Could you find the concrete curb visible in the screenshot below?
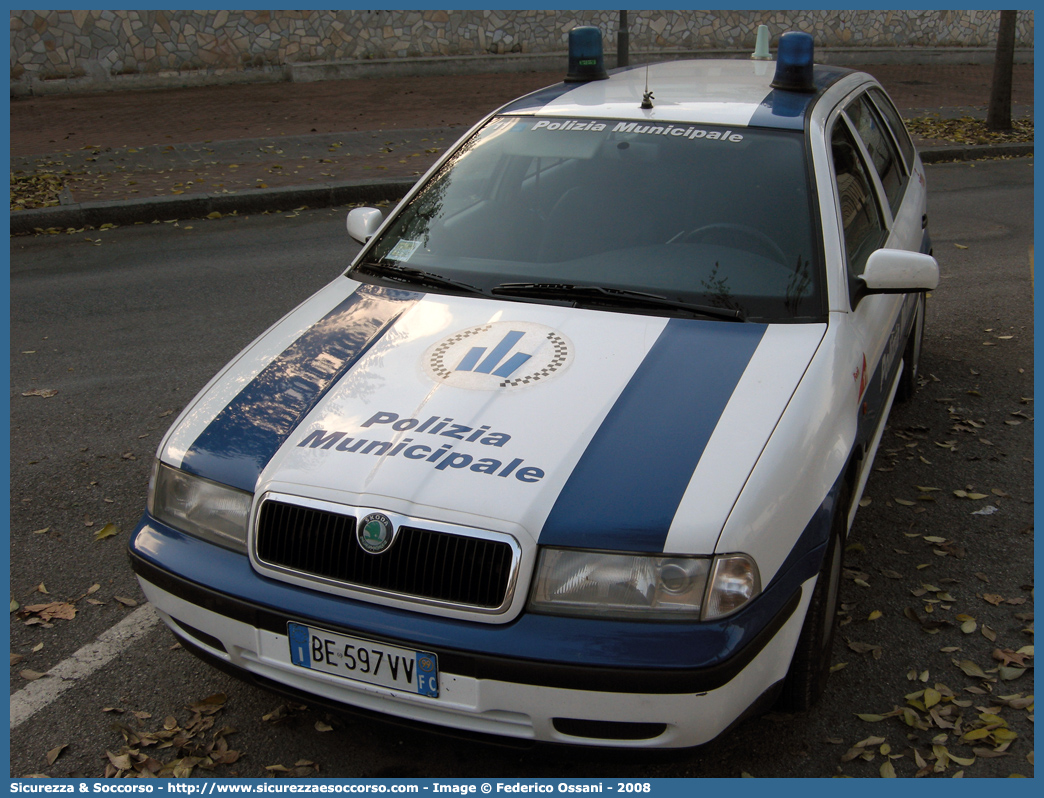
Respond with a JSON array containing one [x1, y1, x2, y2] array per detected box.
[[919, 142, 1034, 164], [10, 177, 417, 235], [10, 144, 1032, 234]]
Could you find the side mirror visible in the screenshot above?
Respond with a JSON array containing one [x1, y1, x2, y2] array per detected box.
[[346, 207, 384, 244], [860, 249, 939, 293]]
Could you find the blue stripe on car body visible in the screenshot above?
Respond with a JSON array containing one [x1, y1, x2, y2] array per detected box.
[[180, 284, 420, 492], [853, 306, 911, 454], [539, 318, 767, 552]]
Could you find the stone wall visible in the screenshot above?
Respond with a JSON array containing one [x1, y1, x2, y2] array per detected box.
[[10, 9, 1035, 91]]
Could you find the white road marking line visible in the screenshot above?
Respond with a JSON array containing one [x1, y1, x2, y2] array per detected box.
[[10, 603, 160, 730]]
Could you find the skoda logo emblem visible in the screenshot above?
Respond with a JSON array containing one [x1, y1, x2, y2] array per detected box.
[[358, 512, 395, 554]]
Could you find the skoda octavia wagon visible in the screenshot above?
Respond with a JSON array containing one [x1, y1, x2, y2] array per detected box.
[[130, 30, 938, 747]]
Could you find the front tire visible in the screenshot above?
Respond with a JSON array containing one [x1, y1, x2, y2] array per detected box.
[[775, 488, 848, 712]]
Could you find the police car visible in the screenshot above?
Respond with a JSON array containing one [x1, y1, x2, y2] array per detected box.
[[130, 29, 939, 748]]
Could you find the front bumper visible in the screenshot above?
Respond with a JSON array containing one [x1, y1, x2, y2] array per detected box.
[[130, 516, 815, 748]]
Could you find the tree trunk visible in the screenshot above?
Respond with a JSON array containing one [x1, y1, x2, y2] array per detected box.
[[617, 10, 629, 68], [986, 10, 1017, 131]]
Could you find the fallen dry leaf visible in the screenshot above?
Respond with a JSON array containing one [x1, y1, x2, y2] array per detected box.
[[93, 523, 120, 542], [22, 601, 76, 622], [847, 640, 884, 658], [956, 659, 988, 679], [46, 744, 67, 766], [998, 666, 1026, 681], [993, 647, 1027, 668]]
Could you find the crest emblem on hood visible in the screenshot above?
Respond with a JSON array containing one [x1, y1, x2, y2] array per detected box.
[[358, 512, 395, 554], [424, 321, 572, 390]]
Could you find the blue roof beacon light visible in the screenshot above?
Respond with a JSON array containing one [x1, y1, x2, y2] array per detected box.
[[565, 26, 609, 82], [771, 31, 815, 92]]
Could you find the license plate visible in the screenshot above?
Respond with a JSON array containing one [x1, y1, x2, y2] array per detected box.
[[287, 622, 439, 698]]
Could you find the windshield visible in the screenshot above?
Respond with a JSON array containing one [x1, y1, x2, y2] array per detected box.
[[357, 115, 824, 322]]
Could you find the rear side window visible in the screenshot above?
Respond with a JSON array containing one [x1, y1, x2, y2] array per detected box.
[[845, 94, 905, 213], [831, 121, 887, 301], [868, 87, 916, 167]]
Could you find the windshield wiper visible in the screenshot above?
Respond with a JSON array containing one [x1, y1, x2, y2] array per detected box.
[[354, 261, 488, 297], [491, 282, 746, 322]]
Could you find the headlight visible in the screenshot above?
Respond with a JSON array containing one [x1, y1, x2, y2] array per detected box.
[[148, 461, 252, 552], [528, 549, 711, 619], [528, 548, 760, 621]]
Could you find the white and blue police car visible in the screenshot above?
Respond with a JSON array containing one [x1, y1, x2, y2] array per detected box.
[[130, 29, 939, 748]]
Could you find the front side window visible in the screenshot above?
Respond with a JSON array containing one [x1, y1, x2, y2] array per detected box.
[[845, 94, 906, 213], [357, 116, 825, 322], [831, 121, 887, 304], [868, 87, 915, 168]]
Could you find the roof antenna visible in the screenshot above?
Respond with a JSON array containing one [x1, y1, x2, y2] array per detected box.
[[641, 65, 654, 109]]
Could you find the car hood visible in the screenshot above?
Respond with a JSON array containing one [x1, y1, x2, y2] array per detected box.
[[160, 280, 825, 555]]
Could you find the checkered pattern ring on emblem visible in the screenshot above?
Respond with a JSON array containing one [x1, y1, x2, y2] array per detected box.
[[423, 320, 573, 390]]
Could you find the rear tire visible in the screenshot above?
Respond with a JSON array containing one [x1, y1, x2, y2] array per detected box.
[[775, 488, 848, 712], [896, 293, 926, 402]]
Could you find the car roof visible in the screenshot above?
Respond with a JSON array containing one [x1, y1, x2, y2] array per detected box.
[[500, 58, 856, 131]]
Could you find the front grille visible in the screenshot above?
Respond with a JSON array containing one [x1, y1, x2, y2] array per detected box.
[[254, 499, 515, 609]]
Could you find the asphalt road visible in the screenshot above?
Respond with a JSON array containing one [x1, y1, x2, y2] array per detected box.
[[9, 159, 1034, 778]]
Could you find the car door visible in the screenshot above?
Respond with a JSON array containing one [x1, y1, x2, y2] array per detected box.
[[828, 87, 923, 452]]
